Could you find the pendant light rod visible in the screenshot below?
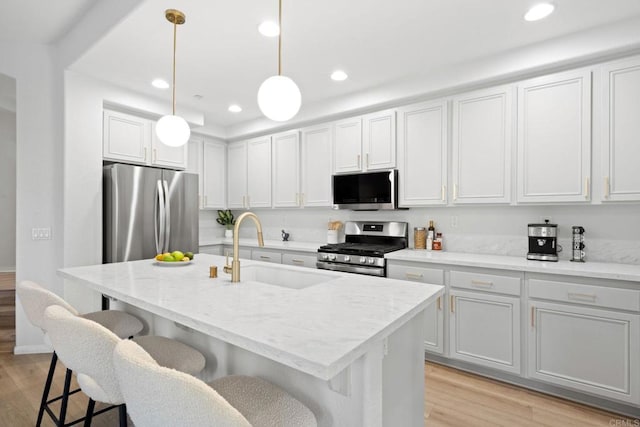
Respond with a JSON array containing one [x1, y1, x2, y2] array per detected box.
[[165, 9, 186, 115], [278, 0, 282, 76]]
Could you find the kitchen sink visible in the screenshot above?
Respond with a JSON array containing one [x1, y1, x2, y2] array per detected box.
[[241, 265, 336, 289]]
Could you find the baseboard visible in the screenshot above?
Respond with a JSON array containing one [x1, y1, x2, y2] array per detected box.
[[0, 267, 16, 273], [13, 344, 52, 355]]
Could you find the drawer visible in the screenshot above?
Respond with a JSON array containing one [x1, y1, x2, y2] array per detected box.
[[450, 270, 521, 296], [387, 264, 444, 285], [529, 279, 640, 312], [199, 245, 223, 255], [282, 253, 317, 269], [251, 249, 282, 264]]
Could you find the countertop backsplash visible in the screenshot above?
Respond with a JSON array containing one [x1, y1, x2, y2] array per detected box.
[[199, 204, 640, 265]]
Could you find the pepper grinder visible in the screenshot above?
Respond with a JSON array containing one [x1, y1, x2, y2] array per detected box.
[[570, 226, 586, 262]]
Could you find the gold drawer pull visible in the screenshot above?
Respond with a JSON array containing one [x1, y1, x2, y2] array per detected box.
[[405, 272, 423, 280], [259, 255, 271, 260], [450, 295, 455, 313], [531, 306, 535, 328], [568, 292, 596, 303], [470, 280, 494, 287], [437, 296, 441, 311], [292, 259, 304, 264]]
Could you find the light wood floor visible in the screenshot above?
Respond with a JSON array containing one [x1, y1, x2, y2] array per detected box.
[[1, 351, 636, 427], [0, 272, 16, 353]]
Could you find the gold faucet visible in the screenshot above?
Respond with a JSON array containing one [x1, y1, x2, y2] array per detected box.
[[223, 212, 264, 282]]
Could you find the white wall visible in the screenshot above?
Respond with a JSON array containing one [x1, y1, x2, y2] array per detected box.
[[203, 203, 640, 265], [0, 105, 16, 271]]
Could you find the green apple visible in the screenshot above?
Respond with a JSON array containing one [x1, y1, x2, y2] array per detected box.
[[162, 254, 175, 262], [171, 251, 184, 260]]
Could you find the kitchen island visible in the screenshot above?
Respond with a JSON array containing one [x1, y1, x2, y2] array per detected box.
[[59, 254, 443, 427]]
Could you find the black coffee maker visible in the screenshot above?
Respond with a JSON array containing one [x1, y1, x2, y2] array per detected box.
[[527, 220, 560, 262]]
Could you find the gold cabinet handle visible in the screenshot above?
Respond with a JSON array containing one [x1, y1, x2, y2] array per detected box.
[[450, 295, 455, 313], [531, 306, 535, 328], [437, 296, 441, 311], [143, 147, 147, 162], [567, 292, 597, 303], [259, 255, 271, 260], [366, 153, 369, 168], [357, 154, 361, 169], [405, 272, 423, 280], [470, 280, 494, 288], [300, 193, 304, 206], [292, 259, 304, 264], [441, 185, 446, 201], [585, 177, 590, 199], [453, 184, 458, 201], [153, 148, 157, 163], [604, 176, 610, 199]]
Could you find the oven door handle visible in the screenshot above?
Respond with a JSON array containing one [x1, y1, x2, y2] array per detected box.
[[316, 261, 386, 277]]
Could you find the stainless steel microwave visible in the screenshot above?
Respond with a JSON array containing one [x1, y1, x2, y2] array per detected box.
[[332, 169, 398, 210]]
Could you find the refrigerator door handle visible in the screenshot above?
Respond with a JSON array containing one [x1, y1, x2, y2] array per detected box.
[[155, 180, 165, 254], [163, 180, 171, 253]]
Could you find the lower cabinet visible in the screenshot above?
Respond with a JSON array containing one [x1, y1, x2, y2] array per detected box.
[[199, 245, 223, 256], [387, 262, 445, 354], [251, 249, 282, 264], [222, 245, 252, 261], [449, 289, 521, 375], [282, 252, 318, 268]]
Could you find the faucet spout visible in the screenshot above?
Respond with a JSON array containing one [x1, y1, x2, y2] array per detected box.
[[224, 212, 264, 283]]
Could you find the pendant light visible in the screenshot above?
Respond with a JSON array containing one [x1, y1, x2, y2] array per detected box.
[[156, 9, 191, 147], [257, 0, 301, 122]]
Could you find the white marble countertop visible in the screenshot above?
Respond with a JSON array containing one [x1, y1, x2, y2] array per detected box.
[[200, 237, 322, 253], [58, 254, 443, 380], [386, 249, 640, 282]]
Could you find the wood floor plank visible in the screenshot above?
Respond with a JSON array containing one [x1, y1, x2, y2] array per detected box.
[[0, 272, 15, 291]]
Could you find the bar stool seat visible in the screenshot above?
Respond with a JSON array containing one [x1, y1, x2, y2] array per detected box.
[[133, 335, 205, 374]]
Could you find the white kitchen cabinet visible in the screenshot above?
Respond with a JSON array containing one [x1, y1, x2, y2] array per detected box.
[[227, 137, 271, 209], [387, 262, 445, 355], [281, 251, 317, 269], [451, 86, 513, 204], [362, 109, 396, 170], [300, 124, 333, 207], [272, 130, 301, 208], [448, 269, 521, 374], [333, 116, 363, 173], [222, 245, 252, 261], [187, 136, 226, 209], [527, 277, 640, 404], [397, 100, 448, 206], [333, 110, 396, 174], [202, 139, 226, 209], [103, 109, 187, 169], [600, 56, 640, 201], [517, 69, 592, 203]]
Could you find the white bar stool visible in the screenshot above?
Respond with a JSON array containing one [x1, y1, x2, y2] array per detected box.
[[113, 339, 317, 427], [43, 304, 206, 426], [16, 280, 144, 427]]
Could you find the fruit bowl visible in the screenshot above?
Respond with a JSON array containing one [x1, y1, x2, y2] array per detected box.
[[153, 251, 194, 266], [153, 259, 192, 266]]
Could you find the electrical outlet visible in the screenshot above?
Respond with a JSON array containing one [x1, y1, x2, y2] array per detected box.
[[451, 216, 458, 228], [31, 227, 52, 240]]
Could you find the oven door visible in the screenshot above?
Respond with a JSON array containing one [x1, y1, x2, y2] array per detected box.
[[316, 261, 385, 277]]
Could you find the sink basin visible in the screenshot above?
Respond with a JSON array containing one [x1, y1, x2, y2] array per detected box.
[[241, 265, 336, 289]]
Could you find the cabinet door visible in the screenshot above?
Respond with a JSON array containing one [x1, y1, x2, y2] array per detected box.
[[452, 86, 513, 204], [151, 122, 188, 169], [282, 252, 318, 268], [397, 100, 448, 206], [272, 131, 301, 208], [251, 249, 282, 264], [301, 124, 333, 207], [528, 301, 639, 404], [227, 142, 247, 209], [333, 117, 363, 173], [601, 57, 640, 201], [186, 137, 204, 208], [449, 289, 521, 374], [103, 110, 150, 164], [362, 109, 396, 170], [517, 70, 591, 202], [247, 136, 272, 208], [202, 139, 226, 209]]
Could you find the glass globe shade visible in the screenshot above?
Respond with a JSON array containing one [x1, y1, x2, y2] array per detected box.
[[257, 75, 301, 122], [156, 114, 191, 147]]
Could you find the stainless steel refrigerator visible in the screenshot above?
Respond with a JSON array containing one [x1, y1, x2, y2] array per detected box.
[[103, 164, 199, 263]]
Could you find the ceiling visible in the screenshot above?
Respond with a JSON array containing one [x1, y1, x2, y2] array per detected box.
[[8, 0, 640, 131]]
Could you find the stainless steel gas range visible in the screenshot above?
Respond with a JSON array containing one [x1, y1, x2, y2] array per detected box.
[[316, 221, 408, 277]]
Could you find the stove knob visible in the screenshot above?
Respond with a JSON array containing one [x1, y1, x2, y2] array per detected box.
[[367, 257, 375, 264], [344, 255, 350, 262], [320, 254, 328, 260], [360, 256, 367, 263], [328, 254, 337, 261]]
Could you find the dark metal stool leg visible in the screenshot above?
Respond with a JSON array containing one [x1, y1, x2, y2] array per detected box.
[[58, 368, 73, 426], [83, 398, 96, 427], [118, 404, 128, 427], [36, 351, 58, 427]]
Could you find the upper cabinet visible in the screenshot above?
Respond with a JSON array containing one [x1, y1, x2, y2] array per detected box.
[[227, 136, 272, 209], [397, 100, 448, 206], [187, 136, 226, 209], [517, 69, 592, 203], [333, 110, 396, 173], [272, 130, 301, 208], [301, 124, 333, 207], [452, 85, 513, 204], [600, 56, 640, 202], [103, 109, 187, 170]]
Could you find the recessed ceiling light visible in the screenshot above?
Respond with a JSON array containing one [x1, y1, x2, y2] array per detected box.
[[524, 3, 555, 21], [151, 78, 169, 89], [258, 21, 280, 37], [331, 70, 348, 81], [228, 104, 242, 113]]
